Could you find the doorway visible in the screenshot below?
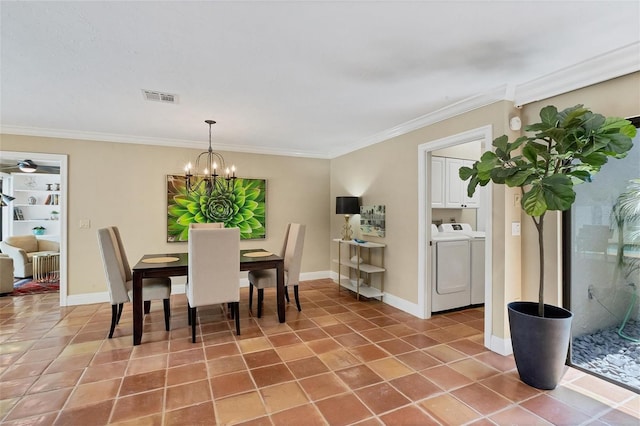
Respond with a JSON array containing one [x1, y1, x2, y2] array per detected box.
[[417, 125, 494, 349], [0, 151, 68, 306]]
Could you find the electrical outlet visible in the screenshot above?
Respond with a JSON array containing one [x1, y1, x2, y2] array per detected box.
[[79, 219, 91, 229], [512, 222, 521, 236]]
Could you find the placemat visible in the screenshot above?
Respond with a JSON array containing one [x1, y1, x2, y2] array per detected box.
[[243, 251, 273, 258], [142, 256, 180, 263]]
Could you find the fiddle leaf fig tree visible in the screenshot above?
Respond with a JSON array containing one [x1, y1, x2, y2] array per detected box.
[[460, 105, 636, 317]]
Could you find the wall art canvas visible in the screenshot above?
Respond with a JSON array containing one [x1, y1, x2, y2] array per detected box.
[[167, 175, 266, 242], [360, 205, 385, 237]]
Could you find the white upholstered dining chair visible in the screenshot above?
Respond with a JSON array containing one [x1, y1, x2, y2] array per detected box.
[[187, 226, 240, 343], [97, 226, 172, 338], [189, 222, 224, 229], [249, 223, 306, 318]]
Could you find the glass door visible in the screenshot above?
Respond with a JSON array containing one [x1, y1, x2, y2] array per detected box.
[[565, 117, 640, 392]]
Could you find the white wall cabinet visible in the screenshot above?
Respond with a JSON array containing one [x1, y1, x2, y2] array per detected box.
[[332, 239, 385, 300], [432, 156, 479, 208], [431, 156, 445, 208], [9, 173, 61, 240]]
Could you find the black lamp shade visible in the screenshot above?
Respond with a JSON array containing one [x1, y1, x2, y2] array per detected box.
[[336, 196, 360, 215]]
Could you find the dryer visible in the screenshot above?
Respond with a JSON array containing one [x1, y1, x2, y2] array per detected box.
[[431, 224, 471, 312]]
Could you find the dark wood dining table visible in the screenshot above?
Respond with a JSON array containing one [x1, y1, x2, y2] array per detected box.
[[131, 249, 284, 345]]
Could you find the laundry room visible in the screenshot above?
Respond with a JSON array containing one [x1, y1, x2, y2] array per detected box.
[[430, 140, 486, 314]]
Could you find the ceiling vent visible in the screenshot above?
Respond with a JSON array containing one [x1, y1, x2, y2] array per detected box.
[[142, 89, 178, 104]]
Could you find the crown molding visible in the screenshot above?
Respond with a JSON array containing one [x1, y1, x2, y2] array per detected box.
[[513, 42, 640, 106], [328, 85, 509, 158], [0, 125, 330, 159]]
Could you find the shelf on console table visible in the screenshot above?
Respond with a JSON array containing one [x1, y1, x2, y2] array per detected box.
[[332, 239, 385, 301]]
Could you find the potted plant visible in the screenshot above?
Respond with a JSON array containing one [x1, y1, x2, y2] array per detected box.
[[50, 210, 59, 220], [32, 226, 46, 235], [460, 104, 636, 389]]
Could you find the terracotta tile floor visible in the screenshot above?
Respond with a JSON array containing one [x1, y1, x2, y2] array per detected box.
[[1, 279, 639, 425]]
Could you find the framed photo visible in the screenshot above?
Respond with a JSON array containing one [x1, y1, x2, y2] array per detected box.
[[360, 205, 385, 237], [167, 175, 266, 242]]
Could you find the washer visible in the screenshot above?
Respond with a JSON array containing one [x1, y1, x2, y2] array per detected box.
[[439, 223, 485, 305], [431, 224, 471, 312]]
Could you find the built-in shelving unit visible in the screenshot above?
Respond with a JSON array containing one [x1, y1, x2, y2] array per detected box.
[[332, 239, 385, 300], [10, 173, 61, 240]]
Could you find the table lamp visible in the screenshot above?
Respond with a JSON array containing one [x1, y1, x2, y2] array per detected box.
[[336, 196, 360, 240]]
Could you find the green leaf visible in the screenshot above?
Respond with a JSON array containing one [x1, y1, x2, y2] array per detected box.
[[459, 166, 474, 181], [492, 135, 508, 153], [522, 144, 539, 164], [168, 204, 187, 217], [541, 174, 575, 211], [522, 185, 547, 217], [176, 213, 194, 226], [505, 169, 534, 187], [539, 105, 558, 126], [567, 170, 592, 183]]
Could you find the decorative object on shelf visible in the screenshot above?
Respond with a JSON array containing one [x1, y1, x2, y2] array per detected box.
[[336, 196, 359, 241], [46, 184, 52, 191], [167, 174, 266, 242], [1, 193, 15, 207], [350, 255, 363, 263], [24, 176, 37, 189], [360, 205, 385, 237], [32, 226, 45, 235], [18, 159, 38, 173], [28, 196, 36, 205], [50, 211, 59, 220], [14, 208, 24, 220], [184, 120, 237, 197], [55, 183, 60, 191]]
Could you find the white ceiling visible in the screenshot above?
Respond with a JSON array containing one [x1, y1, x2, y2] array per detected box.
[[1, 1, 639, 159]]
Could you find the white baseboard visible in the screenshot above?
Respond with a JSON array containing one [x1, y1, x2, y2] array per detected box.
[[64, 271, 333, 306], [489, 334, 513, 356], [66, 291, 109, 306]]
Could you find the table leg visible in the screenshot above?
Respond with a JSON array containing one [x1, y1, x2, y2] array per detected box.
[[133, 271, 143, 345], [276, 261, 285, 323]]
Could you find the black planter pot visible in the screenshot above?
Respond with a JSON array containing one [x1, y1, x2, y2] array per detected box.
[[508, 301, 573, 390]]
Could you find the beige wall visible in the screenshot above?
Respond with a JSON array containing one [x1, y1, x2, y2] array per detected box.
[[519, 72, 640, 305], [0, 135, 330, 297]]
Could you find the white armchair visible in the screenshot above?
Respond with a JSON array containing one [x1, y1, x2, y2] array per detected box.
[[0, 235, 60, 278]]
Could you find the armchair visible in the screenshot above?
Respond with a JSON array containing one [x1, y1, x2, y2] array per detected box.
[[0, 235, 60, 278]]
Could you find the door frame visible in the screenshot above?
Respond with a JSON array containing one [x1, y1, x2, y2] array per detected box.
[[417, 125, 493, 349], [1, 151, 68, 306]]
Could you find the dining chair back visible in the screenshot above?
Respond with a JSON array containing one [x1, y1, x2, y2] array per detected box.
[[249, 223, 306, 317], [187, 226, 240, 342], [97, 226, 171, 338], [189, 222, 224, 229]]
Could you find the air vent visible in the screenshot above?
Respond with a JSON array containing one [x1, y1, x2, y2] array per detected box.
[[142, 89, 179, 104]]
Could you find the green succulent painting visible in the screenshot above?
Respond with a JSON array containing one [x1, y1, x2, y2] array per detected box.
[[167, 175, 266, 241]]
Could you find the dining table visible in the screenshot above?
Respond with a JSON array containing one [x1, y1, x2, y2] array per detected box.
[[131, 249, 284, 345]]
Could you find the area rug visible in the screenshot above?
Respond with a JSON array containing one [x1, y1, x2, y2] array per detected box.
[[9, 278, 59, 296]]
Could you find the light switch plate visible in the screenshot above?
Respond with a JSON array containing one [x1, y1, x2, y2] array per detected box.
[[512, 222, 521, 236]]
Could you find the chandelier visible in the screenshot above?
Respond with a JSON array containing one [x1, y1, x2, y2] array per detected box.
[[184, 120, 237, 196]]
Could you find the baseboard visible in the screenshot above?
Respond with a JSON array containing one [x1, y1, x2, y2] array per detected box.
[[65, 291, 109, 306], [65, 271, 334, 305], [489, 334, 513, 356]]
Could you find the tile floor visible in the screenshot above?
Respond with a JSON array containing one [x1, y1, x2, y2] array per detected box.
[[0, 279, 638, 425]]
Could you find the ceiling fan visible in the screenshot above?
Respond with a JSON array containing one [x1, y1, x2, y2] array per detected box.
[[0, 159, 60, 174]]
